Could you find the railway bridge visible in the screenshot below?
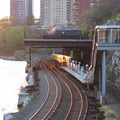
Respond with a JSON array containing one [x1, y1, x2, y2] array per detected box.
[[24, 39, 92, 65], [24, 25, 120, 103]]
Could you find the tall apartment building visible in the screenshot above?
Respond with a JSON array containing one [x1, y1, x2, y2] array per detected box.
[[90, 0, 102, 7], [67, 0, 72, 23], [72, 0, 90, 27], [10, 0, 33, 25], [28, 0, 33, 15], [40, 0, 103, 28], [40, 0, 72, 28], [72, 0, 79, 27], [72, 0, 103, 27]]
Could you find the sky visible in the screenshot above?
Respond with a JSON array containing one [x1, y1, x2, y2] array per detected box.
[[0, 0, 40, 19]]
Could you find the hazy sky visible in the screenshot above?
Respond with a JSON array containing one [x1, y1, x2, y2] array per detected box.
[[0, 0, 40, 19]]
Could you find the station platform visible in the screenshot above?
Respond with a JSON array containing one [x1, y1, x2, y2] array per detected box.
[[62, 66, 92, 84]]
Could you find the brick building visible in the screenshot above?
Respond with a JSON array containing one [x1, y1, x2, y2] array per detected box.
[[10, 0, 33, 25]]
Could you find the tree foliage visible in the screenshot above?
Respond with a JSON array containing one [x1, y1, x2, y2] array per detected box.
[[80, 0, 120, 29], [0, 25, 28, 55], [25, 15, 34, 26], [0, 17, 10, 28]]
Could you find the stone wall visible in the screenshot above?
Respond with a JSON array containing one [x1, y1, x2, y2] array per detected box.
[[112, 51, 120, 78]]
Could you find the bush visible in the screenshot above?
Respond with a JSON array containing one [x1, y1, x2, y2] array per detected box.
[[106, 72, 114, 79]]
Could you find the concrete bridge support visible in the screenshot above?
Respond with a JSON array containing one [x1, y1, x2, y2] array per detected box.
[[73, 48, 91, 65], [73, 49, 79, 59], [99, 50, 107, 104], [62, 48, 70, 56], [102, 50, 106, 96], [62, 47, 91, 66]]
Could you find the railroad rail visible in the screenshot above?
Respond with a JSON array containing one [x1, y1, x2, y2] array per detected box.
[[44, 60, 88, 120], [107, 81, 120, 103], [29, 59, 88, 120], [59, 68, 88, 119], [29, 61, 62, 120]]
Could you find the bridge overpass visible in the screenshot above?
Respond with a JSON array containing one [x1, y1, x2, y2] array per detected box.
[[24, 39, 92, 47], [24, 25, 120, 103], [24, 39, 93, 65]]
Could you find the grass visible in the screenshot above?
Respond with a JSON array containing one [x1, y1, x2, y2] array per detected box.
[[116, 78, 120, 82], [18, 106, 25, 111], [114, 78, 120, 88], [106, 72, 114, 79], [100, 106, 116, 119], [31, 93, 37, 101]]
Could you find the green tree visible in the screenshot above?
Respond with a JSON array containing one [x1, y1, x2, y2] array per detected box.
[[0, 17, 10, 28], [80, 0, 120, 29], [26, 15, 34, 26], [9, 16, 18, 25], [0, 26, 26, 54], [0, 28, 7, 52]]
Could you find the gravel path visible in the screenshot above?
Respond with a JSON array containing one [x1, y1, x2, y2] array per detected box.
[[11, 70, 48, 120]]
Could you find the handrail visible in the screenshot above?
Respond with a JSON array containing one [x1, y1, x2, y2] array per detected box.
[[88, 29, 98, 82], [88, 25, 120, 82]]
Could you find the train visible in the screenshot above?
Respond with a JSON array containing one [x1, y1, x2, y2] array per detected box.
[[43, 29, 81, 39], [51, 53, 79, 68], [51, 53, 72, 66]]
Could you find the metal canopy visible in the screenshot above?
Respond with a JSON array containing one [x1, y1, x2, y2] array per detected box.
[[24, 39, 93, 48]]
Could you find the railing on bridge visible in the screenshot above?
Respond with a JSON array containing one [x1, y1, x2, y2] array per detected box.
[[95, 25, 120, 44], [89, 25, 120, 84]]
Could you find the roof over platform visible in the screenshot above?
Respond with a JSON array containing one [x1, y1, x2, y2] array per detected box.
[[24, 39, 93, 48]]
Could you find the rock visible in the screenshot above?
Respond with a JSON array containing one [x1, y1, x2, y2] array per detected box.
[[112, 51, 120, 77]]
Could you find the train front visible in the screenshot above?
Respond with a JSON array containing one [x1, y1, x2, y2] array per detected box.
[[51, 53, 72, 67]]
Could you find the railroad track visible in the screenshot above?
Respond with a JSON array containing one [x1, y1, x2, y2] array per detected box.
[[29, 61, 62, 120], [29, 60, 88, 120], [107, 81, 120, 103], [59, 68, 88, 119], [44, 60, 88, 120]]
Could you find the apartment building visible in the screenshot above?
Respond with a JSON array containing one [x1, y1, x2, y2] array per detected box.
[[90, 0, 102, 7], [72, 0, 103, 27], [40, 0, 103, 28], [40, 0, 72, 28], [72, 0, 79, 27], [10, 0, 33, 25], [67, 0, 72, 23]]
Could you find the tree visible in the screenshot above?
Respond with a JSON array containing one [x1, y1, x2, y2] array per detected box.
[[0, 17, 10, 28], [26, 15, 34, 26], [0, 26, 26, 54], [0, 28, 7, 52], [80, 0, 120, 30], [9, 16, 18, 25]]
